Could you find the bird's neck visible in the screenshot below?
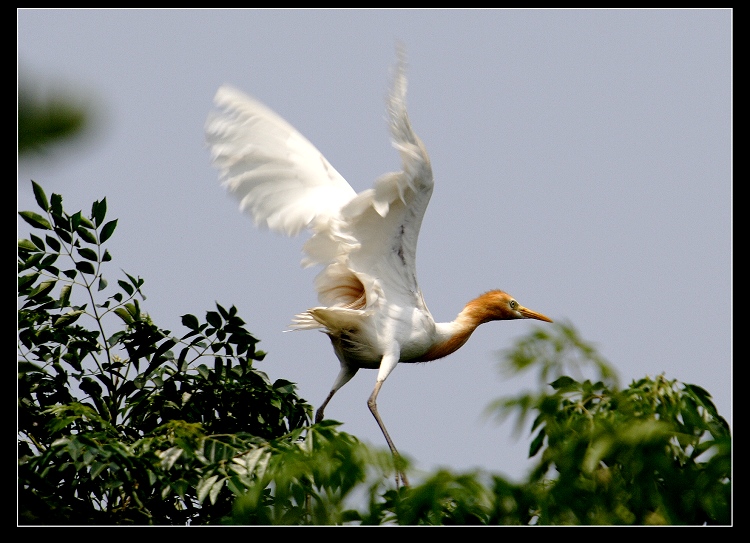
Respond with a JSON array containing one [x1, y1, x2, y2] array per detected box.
[[413, 295, 498, 362]]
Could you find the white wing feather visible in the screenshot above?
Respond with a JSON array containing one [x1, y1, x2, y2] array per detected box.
[[205, 86, 357, 236], [334, 56, 433, 299]]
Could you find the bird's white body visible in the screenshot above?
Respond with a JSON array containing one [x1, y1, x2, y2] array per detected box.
[[206, 53, 551, 485]]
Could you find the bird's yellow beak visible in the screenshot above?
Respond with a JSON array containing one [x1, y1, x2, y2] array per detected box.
[[518, 306, 553, 323]]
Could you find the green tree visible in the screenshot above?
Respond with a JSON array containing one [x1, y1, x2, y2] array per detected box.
[[18, 182, 731, 525], [487, 326, 731, 525], [18, 82, 88, 156], [18, 181, 317, 523]]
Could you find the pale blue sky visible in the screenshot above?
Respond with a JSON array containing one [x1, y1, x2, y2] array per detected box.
[[18, 9, 731, 483]]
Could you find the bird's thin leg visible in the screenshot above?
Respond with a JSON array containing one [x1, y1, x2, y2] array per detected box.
[[316, 364, 358, 423], [315, 389, 336, 423], [368, 380, 410, 487]]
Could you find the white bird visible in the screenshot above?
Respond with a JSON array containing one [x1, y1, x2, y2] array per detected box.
[[205, 53, 552, 486]]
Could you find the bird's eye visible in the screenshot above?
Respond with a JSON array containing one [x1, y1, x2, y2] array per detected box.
[[509, 300, 517, 309]]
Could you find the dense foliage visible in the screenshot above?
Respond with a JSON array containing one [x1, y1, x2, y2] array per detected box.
[[18, 182, 731, 525], [18, 81, 87, 155], [17, 182, 316, 523]]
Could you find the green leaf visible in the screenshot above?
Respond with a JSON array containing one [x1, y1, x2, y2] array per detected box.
[[124, 301, 140, 320], [527, 430, 547, 459], [78, 215, 95, 229], [71, 210, 83, 230], [102, 250, 112, 262], [114, 308, 134, 324], [76, 226, 98, 244], [206, 311, 222, 329], [51, 213, 69, 232], [19, 211, 52, 230], [685, 384, 716, 409], [30, 233, 46, 250], [89, 461, 108, 480], [100, 219, 118, 243], [50, 193, 63, 215], [107, 330, 126, 346], [28, 280, 55, 299], [182, 314, 200, 330], [549, 376, 578, 390], [45, 234, 61, 252], [54, 310, 85, 327], [55, 227, 72, 244], [153, 338, 178, 361], [18, 239, 38, 252], [177, 347, 190, 372], [20, 252, 44, 271], [18, 272, 39, 291], [197, 474, 220, 504], [75, 261, 96, 275], [125, 271, 142, 289], [77, 247, 99, 261], [98, 276, 108, 291], [118, 280, 134, 296], [158, 447, 183, 470], [197, 364, 210, 380], [32, 180, 50, 211], [209, 477, 224, 505], [92, 198, 107, 226], [40, 253, 59, 269], [59, 283, 72, 306], [18, 360, 44, 374]]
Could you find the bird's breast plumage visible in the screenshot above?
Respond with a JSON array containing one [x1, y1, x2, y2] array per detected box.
[[304, 300, 438, 368]]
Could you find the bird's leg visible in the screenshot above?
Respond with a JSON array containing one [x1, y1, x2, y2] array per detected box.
[[368, 382, 410, 487], [369, 348, 409, 487], [316, 364, 358, 423], [315, 389, 335, 423]]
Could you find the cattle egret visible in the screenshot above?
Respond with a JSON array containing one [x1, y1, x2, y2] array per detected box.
[[205, 52, 552, 486]]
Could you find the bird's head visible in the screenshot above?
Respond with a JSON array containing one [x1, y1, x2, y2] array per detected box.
[[466, 290, 553, 324]]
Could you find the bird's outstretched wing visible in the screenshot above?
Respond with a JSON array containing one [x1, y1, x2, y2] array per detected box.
[[205, 85, 357, 236], [304, 53, 435, 311], [206, 53, 434, 319]]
